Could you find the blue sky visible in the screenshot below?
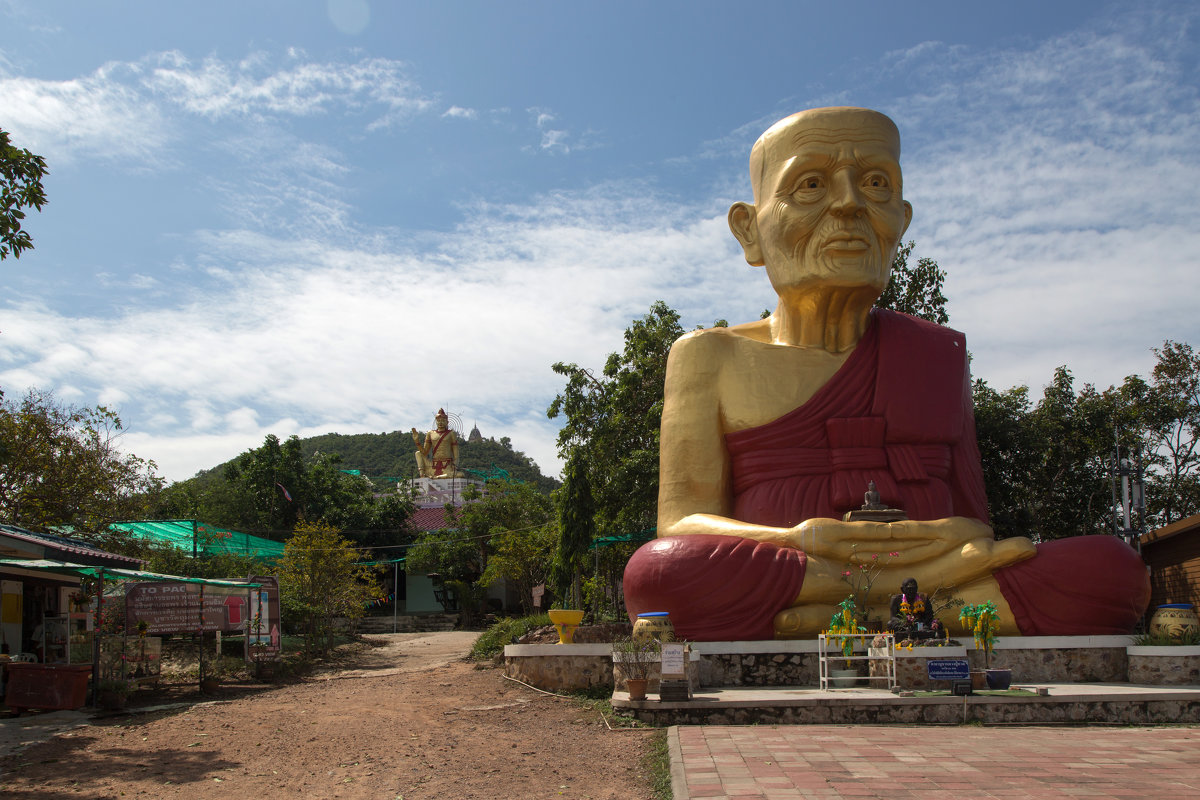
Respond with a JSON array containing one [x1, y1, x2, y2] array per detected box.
[[2, 0, 1198, 482]]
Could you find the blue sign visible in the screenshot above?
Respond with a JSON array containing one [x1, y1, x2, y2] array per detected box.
[[927, 659, 970, 681]]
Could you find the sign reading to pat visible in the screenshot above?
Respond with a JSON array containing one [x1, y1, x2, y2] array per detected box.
[[660, 643, 686, 677], [927, 659, 970, 681]]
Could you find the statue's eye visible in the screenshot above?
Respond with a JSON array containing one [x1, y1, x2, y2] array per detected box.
[[791, 174, 825, 198], [862, 173, 891, 193]]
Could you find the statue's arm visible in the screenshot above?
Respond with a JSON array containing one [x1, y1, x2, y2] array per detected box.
[[657, 332, 796, 548]]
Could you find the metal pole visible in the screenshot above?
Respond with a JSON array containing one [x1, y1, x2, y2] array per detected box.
[[392, 561, 399, 634]]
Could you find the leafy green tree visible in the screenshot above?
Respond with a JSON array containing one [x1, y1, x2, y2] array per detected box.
[[552, 450, 596, 610], [0, 389, 163, 533], [1142, 341, 1200, 524], [548, 301, 684, 537], [277, 520, 381, 655], [153, 435, 414, 546], [222, 434, 308, 532], [407, 478, 556, 617], [972, 380, 1040, 540], [876, 240, 949, 324], [0, 128, 48, 260]]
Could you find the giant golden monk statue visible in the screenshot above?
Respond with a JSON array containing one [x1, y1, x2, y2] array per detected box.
[[623, 107, 1149, 641]]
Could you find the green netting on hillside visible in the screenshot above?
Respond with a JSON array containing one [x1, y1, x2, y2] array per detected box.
[[111, 520, 286, 559]]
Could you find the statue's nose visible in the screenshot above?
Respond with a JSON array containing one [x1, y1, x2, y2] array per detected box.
[[829, 170, 865, 216]]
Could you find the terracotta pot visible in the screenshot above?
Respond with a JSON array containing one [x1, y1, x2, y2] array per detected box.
[[626, 678, 648, 701]]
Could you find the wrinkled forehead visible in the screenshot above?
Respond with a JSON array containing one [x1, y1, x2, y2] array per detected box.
[[750, 108, 901, 198]]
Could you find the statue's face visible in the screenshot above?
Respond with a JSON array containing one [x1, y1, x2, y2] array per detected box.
[[752, 108, 911, 298], [435, 416, 448, 430]]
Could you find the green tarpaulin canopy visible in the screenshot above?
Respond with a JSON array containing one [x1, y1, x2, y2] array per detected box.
[[110, 520, 286, 560]]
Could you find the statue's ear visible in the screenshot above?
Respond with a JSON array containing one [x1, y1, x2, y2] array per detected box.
[[727, 202, 764, 267], [901, 200, 913, 237]]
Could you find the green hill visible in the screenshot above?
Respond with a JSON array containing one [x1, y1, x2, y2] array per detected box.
[[178, 429, 559, 495], [297, 430, 560, 494]]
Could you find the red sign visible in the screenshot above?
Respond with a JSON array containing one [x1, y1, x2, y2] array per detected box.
[[125, 582, 256, 635]]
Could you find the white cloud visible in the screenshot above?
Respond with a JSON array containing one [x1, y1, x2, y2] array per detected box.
[[145, 51, 433, 126], [0, 182, 743, 481], [0, 65, 169, 166], [442, 105, 478, 120]]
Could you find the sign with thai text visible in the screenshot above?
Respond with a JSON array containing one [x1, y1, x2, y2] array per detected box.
[[926, 659, 970, 681], [661, 643, 686, 677], [125, 582, 254, 635]]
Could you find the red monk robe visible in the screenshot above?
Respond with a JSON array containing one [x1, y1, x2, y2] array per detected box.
[[625, 310, 1149, 641]]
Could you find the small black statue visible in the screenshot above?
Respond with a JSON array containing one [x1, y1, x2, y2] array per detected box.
[[887, 577, 943, 641]]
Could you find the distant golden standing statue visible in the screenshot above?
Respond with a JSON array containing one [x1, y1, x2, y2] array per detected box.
[[412, 409, 465, 479], [623, 107, 1149, 641]]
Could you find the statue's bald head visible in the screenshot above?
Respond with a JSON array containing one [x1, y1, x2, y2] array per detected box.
[[748, 107, 902, 205]]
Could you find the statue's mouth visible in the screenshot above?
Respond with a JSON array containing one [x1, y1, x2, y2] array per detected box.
[[823, 233, 870, 251]]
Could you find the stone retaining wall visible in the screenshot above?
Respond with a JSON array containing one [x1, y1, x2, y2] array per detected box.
[[627, 697, 1200, 726], [1128, 646, 1200, 685], [504, 644, 612, 692], [503, 636, 1200, 693]]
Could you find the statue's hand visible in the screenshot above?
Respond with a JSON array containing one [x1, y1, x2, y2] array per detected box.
[[788, 516, 1036, 594]]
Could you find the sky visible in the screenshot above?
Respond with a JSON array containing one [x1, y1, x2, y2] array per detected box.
[[1, 0, 1198, 483]]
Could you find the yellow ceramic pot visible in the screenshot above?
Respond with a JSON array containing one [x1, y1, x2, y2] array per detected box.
[[632, 612, 675, 643], [548, 609, 585, 644], [1149, 604, 1200, 641]]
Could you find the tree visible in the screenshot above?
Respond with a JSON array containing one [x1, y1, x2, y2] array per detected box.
[[407, 478, 556, 617], [552, 450, 596, 610], [548, 301, 684, 538], [1143, 341, 1200, 524], [277, 521, 381, 655], [0, 128, 48, 260], [876, 240, 949, 324], [0, 389, 163, 533], [152, 435, 415, 546]]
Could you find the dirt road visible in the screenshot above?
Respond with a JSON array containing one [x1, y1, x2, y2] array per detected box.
[[0, 632, 656, 799]]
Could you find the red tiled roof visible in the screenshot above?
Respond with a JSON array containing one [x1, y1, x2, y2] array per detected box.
[[411, 507, 453, 532]]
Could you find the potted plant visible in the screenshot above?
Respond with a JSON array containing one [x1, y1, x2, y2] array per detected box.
[[611, 635, 660, 700], [827, 597, 866, 687], [95, 677, 132, 710], [959, 601, 1009, 689]]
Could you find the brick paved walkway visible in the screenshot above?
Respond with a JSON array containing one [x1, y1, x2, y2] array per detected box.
[[670, 725, 1200, 799]]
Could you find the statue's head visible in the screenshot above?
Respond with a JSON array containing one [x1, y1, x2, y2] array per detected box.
[[435, 408, 448, 429], [901, 577, 919, 597], [728, 107, 912, 300]]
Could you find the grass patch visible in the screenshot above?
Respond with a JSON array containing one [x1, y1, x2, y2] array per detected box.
[[1133, 630, 1200, 646], [469, 613, 552, 660], [644, 729, 672, 799]]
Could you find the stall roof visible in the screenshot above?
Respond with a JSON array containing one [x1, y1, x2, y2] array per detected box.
[[0, 523, 143, 567], [0, 558, 261, 587]]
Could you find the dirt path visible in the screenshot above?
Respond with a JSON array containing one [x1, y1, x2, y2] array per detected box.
[[0, 633, 657, 799]]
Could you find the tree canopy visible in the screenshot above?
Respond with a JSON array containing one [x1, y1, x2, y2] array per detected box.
[[0, 128, 48, 261], [548, 300, 684, 538], [151, 433, 414, 547], [0, 389, 163, 534]]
